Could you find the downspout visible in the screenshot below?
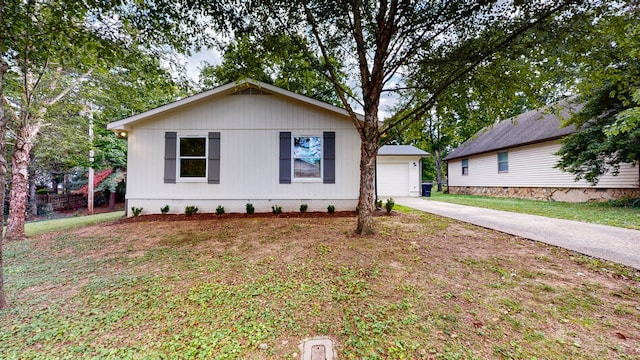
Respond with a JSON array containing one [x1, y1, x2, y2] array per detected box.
[[375, 160, 380, 209]]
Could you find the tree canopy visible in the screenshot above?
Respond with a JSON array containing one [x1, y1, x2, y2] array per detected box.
[[216, 0, 610, 234], [555, 11, 640, 184]]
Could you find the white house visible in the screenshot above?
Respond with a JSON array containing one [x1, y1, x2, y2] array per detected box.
[[377, 145, 429, 197], [107, 79, 365, 215], [444, 101, 639, 202]]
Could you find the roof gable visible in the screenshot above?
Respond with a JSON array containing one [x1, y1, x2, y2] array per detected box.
[[107, 78, 361, 131], [378, 145, 429, 157], [444, 99, 582, 161]]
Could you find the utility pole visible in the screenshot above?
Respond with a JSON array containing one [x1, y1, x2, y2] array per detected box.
[[84, 105, 94, 215]]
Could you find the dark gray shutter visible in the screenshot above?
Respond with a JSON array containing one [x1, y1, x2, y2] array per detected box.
[[279, 132, 291, 184], [208, 132, 221, 184], [323, 131, 335, 184], [164, 132, 177, 184]]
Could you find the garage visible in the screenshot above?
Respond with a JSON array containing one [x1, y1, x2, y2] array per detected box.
[[377, 145, 429, 197]]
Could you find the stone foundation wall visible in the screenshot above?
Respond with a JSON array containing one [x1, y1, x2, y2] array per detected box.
[[448, 186, 640, 202]]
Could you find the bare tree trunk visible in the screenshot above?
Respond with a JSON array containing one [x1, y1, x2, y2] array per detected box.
[[0, 15, 10, 307], [434, 149, 443, 192], [6, 125, 39, 241], [108, 191, 115, 211], [28, 163, 37, 218], [356, 121, 379, 235]]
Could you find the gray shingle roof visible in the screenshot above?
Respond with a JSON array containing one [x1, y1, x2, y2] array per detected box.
[[443, 99, 583, 161], [378, 145, 429, 156]]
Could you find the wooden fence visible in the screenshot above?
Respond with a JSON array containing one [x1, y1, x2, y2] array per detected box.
[[35, 194, 86, 211]]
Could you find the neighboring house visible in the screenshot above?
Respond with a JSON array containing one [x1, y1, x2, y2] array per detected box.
[[444, 101, 639, 202], [377, 145, 429, 197], [107, 79, 365, 215]]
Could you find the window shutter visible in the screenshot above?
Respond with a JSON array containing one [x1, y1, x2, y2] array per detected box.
[[164, 132, 177, 184], [323, 131, 335, 184], [208, 132, 221, 184], [279, 132, 291, 184]]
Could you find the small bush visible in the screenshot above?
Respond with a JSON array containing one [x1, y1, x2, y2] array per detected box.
[[160, 205, 170, 214], [385, 198, 395, 213], [272, 204, 282, 214], [376, 199, 383, 208], [246, 203, 255, 214], [300, 203, 308, 213], [216, 205, 225, 215], [131, 207, 143, 217], [184, 205, 198, 216], [327, 205, 335, 214]]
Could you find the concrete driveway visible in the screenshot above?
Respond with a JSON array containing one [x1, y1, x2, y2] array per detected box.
[[396, 197, 640, 270]]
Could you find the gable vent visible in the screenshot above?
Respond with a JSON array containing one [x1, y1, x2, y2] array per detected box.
[[231, 88, 270, 95]]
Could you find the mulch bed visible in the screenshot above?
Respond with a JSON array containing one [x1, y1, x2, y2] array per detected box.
[[116, 210, 394, 224]]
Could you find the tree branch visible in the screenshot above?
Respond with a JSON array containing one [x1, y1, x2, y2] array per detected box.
[[380, 0, 577, 139]]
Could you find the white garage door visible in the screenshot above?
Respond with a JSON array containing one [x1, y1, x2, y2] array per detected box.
[[377, 163, 410, 197]]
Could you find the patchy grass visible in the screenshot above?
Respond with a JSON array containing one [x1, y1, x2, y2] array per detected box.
[[1, 213, 639, 359], [24, 211, 125, 236], [430, 192, 640, 229]]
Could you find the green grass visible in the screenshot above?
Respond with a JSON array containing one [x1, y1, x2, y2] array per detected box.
[[429, 192, 640, 229], [24, 211, 125, 236], [1, 214, 638, 359]]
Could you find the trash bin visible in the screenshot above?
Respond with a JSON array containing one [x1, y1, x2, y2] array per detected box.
[[421, 183, 433, 197]]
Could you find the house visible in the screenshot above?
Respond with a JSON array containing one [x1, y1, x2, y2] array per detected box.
[[377, 145, 429, 197], [107, 79, 366, 215], [443, 101, 639, 202]]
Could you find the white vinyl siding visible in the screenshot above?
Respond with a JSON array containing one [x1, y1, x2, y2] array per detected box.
[[125, 93, 360, 205], [447, 140, 638, 188]]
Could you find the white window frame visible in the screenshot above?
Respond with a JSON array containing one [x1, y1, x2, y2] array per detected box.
[[177, 136, 208, 182], [292, 135, 323, 182], [461, 158, 469, 176], [497, 151, 509, 173]]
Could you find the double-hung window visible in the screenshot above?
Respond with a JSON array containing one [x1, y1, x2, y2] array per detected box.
[[461, 158, 469, 175], [293, 136, 322, 180], [179, 137, 207, 178], [497, 151, 509, 173]]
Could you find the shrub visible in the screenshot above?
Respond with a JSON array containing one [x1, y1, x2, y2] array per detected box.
[[131, 207, 143, 217], [300, 203, 308, 213], [272, 204, 282, 214], [385, 198, 395, 213], [246, 203, 255, 214], [160, 205, 170, 214], [327, 205, 335, 214], [216, 205, 225, 215], [185, 205, 198, 216], [376, 199, 383, 208]]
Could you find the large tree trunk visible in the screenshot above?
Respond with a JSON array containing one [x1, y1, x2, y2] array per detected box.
[[6, 125, 39, 241], [0, 55, 10, 309], [355, 121, 379, 235]]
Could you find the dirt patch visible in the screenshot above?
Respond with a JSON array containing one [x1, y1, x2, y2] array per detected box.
[[4, 210, 639, 359]]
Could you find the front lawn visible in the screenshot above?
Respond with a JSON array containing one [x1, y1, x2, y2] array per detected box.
[[1, 212, 638, 358], [430, 192, 640, 229]]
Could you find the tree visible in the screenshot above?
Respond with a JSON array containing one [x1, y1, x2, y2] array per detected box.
[[555, 13, 640, 184], [0, 0, 9, 310], [0, 0, 213, 308], [227, 0, 604, 234], [200, 34, 343, 105]]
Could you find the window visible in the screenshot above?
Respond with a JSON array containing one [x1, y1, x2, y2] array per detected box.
[[461, 158, 469, 175], [293, 136, 322, 179], [179, 137, 207, 178], [498, 151, 508, 173]]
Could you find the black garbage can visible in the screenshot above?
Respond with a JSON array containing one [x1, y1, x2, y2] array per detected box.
[[421, 183, 433, 197]]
